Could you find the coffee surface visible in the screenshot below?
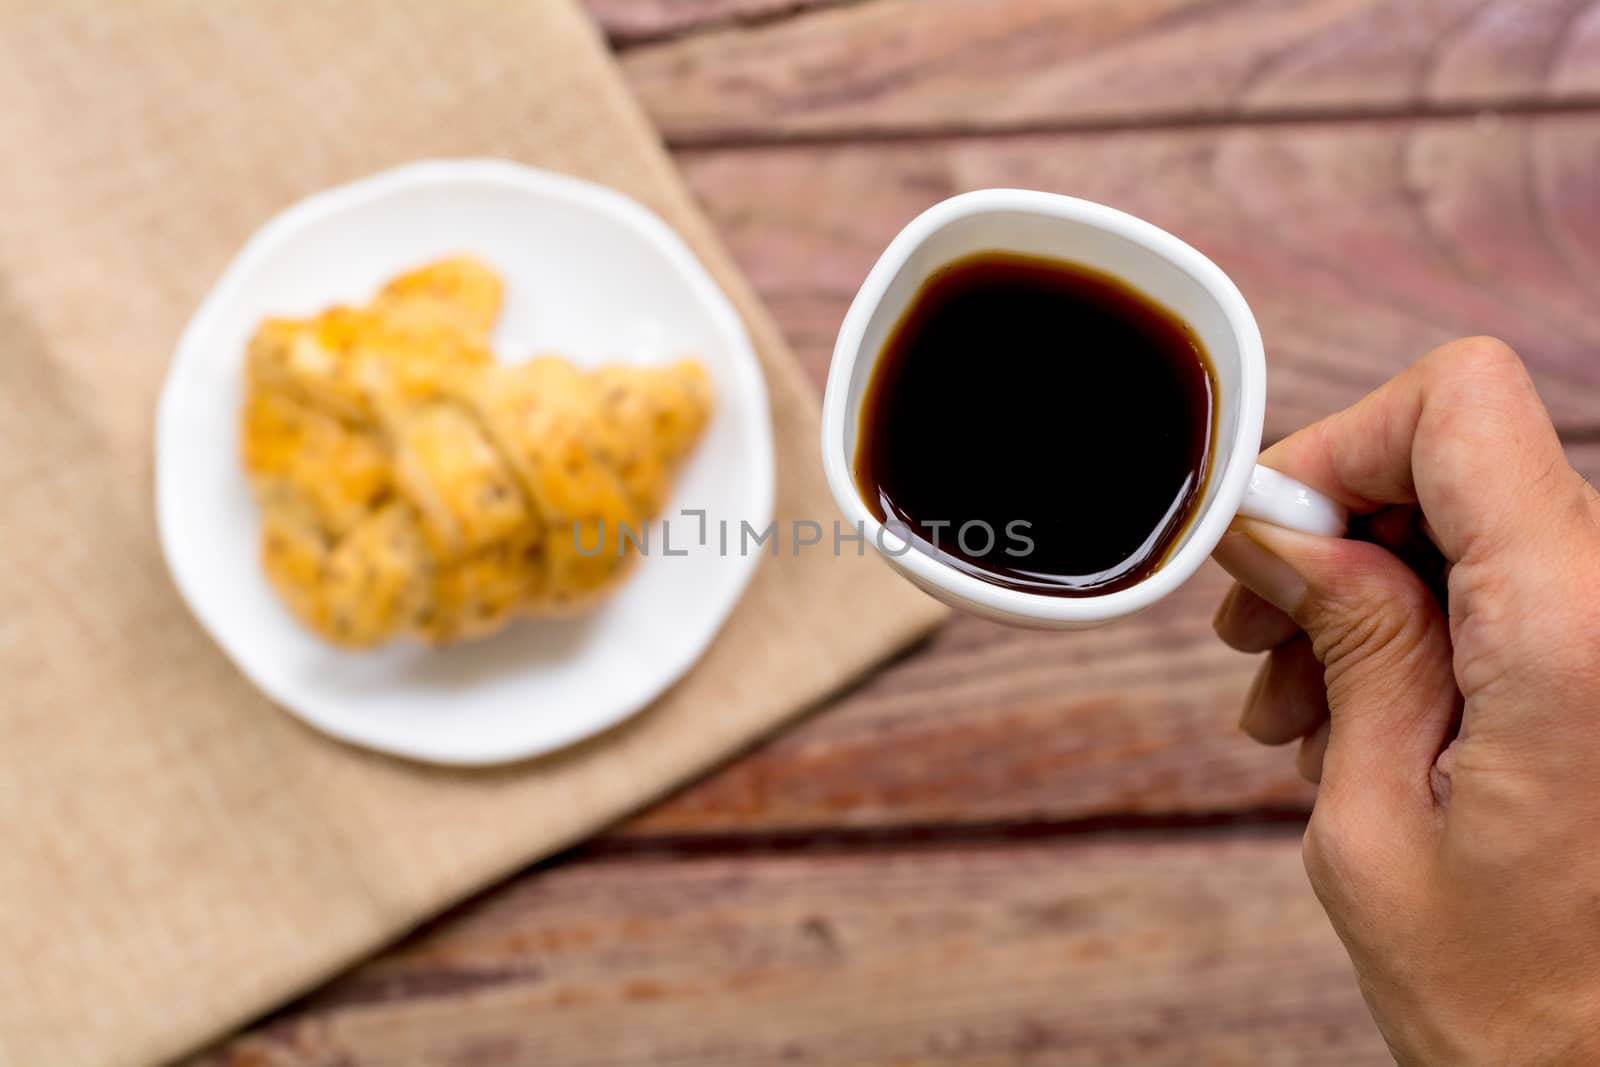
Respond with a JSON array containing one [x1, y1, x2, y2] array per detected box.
[[854, 251, 1216, 596]]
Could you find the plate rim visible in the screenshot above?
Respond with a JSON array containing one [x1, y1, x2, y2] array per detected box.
[[155, 158, 776, 765]]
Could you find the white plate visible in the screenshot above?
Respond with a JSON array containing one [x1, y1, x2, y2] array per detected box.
[[156, 160, 775, 765]]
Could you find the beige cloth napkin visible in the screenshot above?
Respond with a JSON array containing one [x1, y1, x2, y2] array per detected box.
[[0, 3, 945, 1064]]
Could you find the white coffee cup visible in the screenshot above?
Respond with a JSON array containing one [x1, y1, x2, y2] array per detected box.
[[820, 189, 1347, 629]]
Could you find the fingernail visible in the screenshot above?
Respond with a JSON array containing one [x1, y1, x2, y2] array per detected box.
[[1212, 524, 1307, 614]]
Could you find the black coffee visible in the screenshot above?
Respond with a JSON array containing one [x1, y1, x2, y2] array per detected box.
[[854, 251, 1216, 597]]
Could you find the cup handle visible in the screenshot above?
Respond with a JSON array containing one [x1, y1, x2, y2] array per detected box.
[[1237, 464, 1349, 538]]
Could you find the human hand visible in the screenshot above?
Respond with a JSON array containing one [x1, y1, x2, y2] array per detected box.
[[1211, 338, 1600, 1065]]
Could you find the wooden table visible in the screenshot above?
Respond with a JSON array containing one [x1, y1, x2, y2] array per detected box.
[[200, 2, 1600, 1063]]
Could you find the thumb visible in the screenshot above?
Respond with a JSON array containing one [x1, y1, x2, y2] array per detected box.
[[1215, 519, 1459, 820]]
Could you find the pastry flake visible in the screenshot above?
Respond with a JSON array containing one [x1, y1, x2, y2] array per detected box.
[[239, 257, 713, 648]]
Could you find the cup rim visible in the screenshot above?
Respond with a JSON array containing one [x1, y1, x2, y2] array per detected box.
[[820, 188, 1266, 624]]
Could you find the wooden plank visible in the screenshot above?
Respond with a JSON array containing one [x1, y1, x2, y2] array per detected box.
[[610, 117, 1600, 838], [627, 442, 1598, 836], [674, 115, 1600, 440], [629, 560, 1311, 835], [587, 0, 840, 45], [192, 833, 1387, 1065], [1580, 441, 1600, 484], [618, 0, 1600, 141]]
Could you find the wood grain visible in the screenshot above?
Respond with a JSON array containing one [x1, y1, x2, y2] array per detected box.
[[192, 832, 1389, 1066], [608, 113, 1600, 838], [1581, 441, 1600, 481], [675, 115, 1600, 440], [625, 445, 1597, 838], [587, 0, 842, 45], [617, 0, 1600, 141], [626, 560, 1313, 836], [190, 7, 1600, 1063]]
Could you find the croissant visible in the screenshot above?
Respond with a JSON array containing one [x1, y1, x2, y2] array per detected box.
[[240, 257, 713, 648]]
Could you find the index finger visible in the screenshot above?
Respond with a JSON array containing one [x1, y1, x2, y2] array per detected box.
[[1259, 337, 1578, 564]]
